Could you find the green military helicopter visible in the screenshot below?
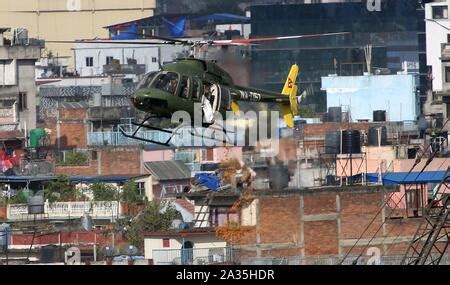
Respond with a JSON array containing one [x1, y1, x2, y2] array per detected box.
[[49, 32, 349, 146], [127, 56, 301, 146]]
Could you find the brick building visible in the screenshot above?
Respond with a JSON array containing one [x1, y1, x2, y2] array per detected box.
[[181, 185, 425, 263]]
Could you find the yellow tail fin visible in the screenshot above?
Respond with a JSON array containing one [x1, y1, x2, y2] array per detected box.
[[281, 64, 299, 128]]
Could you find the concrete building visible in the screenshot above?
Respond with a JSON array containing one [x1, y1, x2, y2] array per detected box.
[[425, 1, 450, 93], [249, 0, 426, 112], [73, 42, 186, 78], [322, 73, 420, 122], [0, 28, 42, 132], [0, 0, 156, 70]]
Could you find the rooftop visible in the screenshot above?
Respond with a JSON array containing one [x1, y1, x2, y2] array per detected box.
[[145, 160, 191, 181]]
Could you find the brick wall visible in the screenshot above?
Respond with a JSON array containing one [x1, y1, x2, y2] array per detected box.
[[43, 108, 88, 149], [303, 122, 375, 138], [234, 186, 422, 259], [0, 206, 6, 220], [56, 146, 143, 176]]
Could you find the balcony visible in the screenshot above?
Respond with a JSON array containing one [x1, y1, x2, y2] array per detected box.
[[152, 247, 235, 265], [88, 131, 173, 146], [7, 201, 121, 221]]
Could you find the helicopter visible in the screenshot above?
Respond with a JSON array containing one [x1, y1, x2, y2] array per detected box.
[[47, 31, 350, 146]]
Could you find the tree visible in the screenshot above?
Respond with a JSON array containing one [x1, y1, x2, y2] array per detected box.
[[44, 176, 81, 203], [123, 201, 179, 250], [9, 190, 29, 204], [121, 181, 144, 203], [90, 182, 118, 201]]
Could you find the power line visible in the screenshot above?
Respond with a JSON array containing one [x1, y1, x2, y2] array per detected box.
[[340, 119, 449, 264]]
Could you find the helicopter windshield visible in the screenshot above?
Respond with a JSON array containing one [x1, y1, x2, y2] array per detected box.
[[137, 71, 158, 89], [151, 72, 180, 95]]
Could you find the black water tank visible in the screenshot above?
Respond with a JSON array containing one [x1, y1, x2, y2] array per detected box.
[[268, 165, 290, 190], [328, 107, 342, 123], [373, 110, 386, 122], [39, 245, 62, 264], [28, 195, 45, 215], [342, 130, 361, 154], [325, 131, 341, 154], [368, 127, 387, 146], [294, 120, 306, 140]]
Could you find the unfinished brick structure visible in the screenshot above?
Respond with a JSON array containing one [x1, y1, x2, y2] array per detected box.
[[228, 186, 423, 259]]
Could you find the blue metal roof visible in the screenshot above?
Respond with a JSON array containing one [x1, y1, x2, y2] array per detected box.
[[366, 171, 450, 185]]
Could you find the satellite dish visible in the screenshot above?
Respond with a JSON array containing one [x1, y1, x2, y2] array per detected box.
[[122, 244, 139, 256], [102, 245, 118, 257]]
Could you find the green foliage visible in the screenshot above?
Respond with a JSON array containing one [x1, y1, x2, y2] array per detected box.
[[124, 201, 179, 250], [90, 182, 118, 201], [9, 190, 29, 204], [58, 152, 88, 166], [44, 176, 81, 203], [121, 181, 144, 203]]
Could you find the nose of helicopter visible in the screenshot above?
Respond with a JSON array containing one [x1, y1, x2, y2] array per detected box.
[[131, 88, 169, 115], [130, 90, 149, 111]]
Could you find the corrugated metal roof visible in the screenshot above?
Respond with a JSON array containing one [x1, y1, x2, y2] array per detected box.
[[144, 160, 191, 181]]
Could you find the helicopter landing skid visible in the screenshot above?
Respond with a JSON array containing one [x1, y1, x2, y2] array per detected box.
[[120, 117, 235, 146], [119, 116, 180, 146]]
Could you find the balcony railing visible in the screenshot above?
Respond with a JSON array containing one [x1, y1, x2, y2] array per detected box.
[[7, 201, 120, 221], [152, 247, 235, 265], [88, 131, 174, 146]]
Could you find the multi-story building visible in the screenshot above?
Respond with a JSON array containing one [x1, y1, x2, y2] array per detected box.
[[249, 0, 426, 112], [0, 28, 42, 131], [0, 0, 156, 71]]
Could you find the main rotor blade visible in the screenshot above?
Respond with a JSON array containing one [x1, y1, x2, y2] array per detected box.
[[211, 32, 350, 46], [113, 31, 191, 45], [45, 40, 181, 45]]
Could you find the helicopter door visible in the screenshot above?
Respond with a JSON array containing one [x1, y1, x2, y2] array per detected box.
[[202, 95, 215, 124], [210, 84, 221, 112]]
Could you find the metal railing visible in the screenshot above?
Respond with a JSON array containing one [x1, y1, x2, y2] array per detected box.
[[88, 131, 174, 146], [239, 254, 450, 265], [152, 247, 234, 265], [7, 201, 120, 221]]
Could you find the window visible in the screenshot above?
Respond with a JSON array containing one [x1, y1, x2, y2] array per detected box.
[[86, 57, 94, 67], [433, 6, 448, 20], [192, 79, 201, 100], [446, 66, 450, 83], [106, 56, 114, 65], [137, 71, 158, 90], [137, 182, 145, 196], [447, 34, 450, 44], [152, 57, 157, 63], [163, 238, 170, 248], [18, 92, 27, 111], [210, 207, 239, 227], [91, 151, 98, 161], [179, 76, 189, 98], [151, 72, 179, 95]]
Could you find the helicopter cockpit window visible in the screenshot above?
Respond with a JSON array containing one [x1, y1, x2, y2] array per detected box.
[[151, 72, 179, 95], [137, 72, 157, 89], [179, 76, 189, 99], [192, 79, 201, 101]]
